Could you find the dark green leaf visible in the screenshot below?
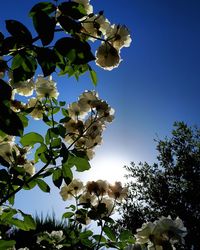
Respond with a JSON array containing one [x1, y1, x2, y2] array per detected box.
[[29, 2, 56, 17], [20, 211, 36, 230], [0, 103, 24, 136], [20, 132, 44, 147], [0, 240, 16, 250], [52, 168, 63, 188], [6, 20, 32, 44], [58, 2, 86, 20], [55, 38, 95, 65], [103, 226, 116, 241], [62, 162, 73, 184], [33, 10, 55, 46], [36, 47, 57, 76], [0, 79, 12, 101], [36, 179, 50, 192], [35, 144, 48, 163], [57, 15, 81, 34]]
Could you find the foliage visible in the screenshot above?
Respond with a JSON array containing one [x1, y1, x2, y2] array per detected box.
[[0, 0, 134, 249], [119, 122, 200, 250]]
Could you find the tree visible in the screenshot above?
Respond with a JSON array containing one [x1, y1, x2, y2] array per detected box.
[[0, 0, 134, 249], [118, 122, 200, 250]]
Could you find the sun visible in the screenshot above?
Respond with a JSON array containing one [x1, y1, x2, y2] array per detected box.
[[78, 153, 129, 184]]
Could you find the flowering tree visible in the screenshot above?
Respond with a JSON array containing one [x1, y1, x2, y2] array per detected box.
[[0, 1, 187, 249], [0, 0, 135, 249]]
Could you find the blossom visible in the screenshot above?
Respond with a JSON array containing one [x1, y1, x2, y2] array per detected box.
[[72, 0, 93, 15], [105, 24, 132, 50], [0, 142, 13, 163], [95, 42, 121, 70], [78, 90, 98, 112], [99, 197, 114, 216], [153, 216, 187, 244], [10, 78, 35, 97], [79, 191, 96, 205], [135, 216, 187, 249], [135, 222, 156, 245], [68, 102, 87, 120], [28, 98, 44, 120], [86, 180, 109, 196], [60, 179, 84, 200], [108, 181, 128, 201], [35, 75, 59, 99], [81, 14, 110, 41], [23, 162, 35, 176]]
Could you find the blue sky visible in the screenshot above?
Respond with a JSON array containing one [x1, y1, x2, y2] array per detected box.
[[1, 0, 200, 217]]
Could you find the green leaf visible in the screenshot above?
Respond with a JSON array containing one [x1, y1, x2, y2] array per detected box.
[[93, 235, 107, 243], [0, 240, 16, 250], [57, 15, 81, 34], [119, 230, 135, 242], [62, 211, 74, 219], [89, 68, 98, 86], [0, 79, 12, 101], [103, 226, 116, 241], [0, 103, 24, 136], [33, 10, 55, 46], [67, 154, 91, 172], [20, 132, 44, 147], [55, 38, 95, 65], [36, 179, 50, 193], [20, 211, 36, 230], [36, 47, 57, 76], [52, 168, 63, 188], [62, 162, 73, 184], [23, 179, 37, 190], [29, 2, 56, 17], [6, 20, 32, 44], [58, 2, 86, 20], [35, 144, 48, 163]]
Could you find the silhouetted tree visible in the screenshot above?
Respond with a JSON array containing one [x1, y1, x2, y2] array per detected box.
[[118, 122, 200, 250]]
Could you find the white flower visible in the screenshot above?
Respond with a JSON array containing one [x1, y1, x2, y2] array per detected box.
[[86, 180, 109, 196], [100, 197, 115, 215], [50, 230, 63, 240], [60, 179, 84, 201], [10, 78, 35, 97], [105, 24, 132, 50], [0, 142, 13, 163], [95, 43, 121, 70], [135, 222, 155, 245], [78, 90, 98, 112], [23, 162, 35, 176], [28, 98, 44, 120], [108, 182, 128, 201], [154, 216, 187, 243], [79, 191, 96, 205], [72, 0, 93, 15], [82, 14, 110, 41], [68, 102, 87, 120], [36, 75, 59, 99]]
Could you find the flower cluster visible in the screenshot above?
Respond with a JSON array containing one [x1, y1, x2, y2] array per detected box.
[[134, 216, 187, 249], [0, 134, 35, 176], [64, 90, 114, 159], [37, 230, 64, 249], [60, 179, 128, 223], [8, 75, 59, 120], [57, 0, 132, 70]]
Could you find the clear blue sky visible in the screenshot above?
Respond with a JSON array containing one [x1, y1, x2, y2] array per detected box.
[[1, 0, 200, 217]]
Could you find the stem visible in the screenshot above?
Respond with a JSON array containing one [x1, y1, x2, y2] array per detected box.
[[0, 157, 54, 206]]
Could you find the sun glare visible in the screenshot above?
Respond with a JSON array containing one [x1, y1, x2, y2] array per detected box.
[[75, 154, 130, 184]]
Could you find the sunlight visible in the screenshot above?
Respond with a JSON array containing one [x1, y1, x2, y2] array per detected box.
[[80, 154, 130, 184]]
